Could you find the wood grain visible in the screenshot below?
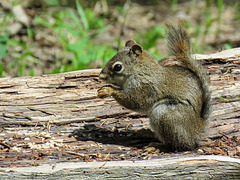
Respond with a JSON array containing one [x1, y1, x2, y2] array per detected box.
[[0, 48, 239, 178]]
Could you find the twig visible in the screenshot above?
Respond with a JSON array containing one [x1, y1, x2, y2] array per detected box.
[[0, 141, 11, 149]]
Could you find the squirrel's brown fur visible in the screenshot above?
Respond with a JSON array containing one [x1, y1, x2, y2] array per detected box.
[[98, 25, 211, 151]]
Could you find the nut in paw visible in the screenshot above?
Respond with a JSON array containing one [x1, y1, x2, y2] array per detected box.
[[97, 86, 113, 98]]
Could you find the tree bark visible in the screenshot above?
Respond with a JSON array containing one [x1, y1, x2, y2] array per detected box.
[[1, 156, 240, 179], [0, 48, 239, 178]]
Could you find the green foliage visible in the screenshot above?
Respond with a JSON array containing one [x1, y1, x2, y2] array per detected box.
[[135, 25, 165, 59], [0, 11, 11, 59], [234, 2, 240, 21], [218, 96, 229, 102], [0, 35, 6, 76], [0, 35, 8, 59], [0, 8, 38, 77], [204, 0, 214, 30], [7, 39, 38, 76], [191, 0, 220, 53], [35, 0, 116, 73], [170, 0, 178, 14], [0, 0, 239, 77], [43, 0, 61, 6], [224, 43, 232, 50], [0, 11, 10, 77], [217, 0, 223, 24], [27, 28, 35, 39]]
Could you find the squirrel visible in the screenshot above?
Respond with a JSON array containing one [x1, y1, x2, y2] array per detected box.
[[97, 24, 211, 151]]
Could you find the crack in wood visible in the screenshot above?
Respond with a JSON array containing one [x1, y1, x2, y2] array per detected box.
[[27, 107, 57, 116], [56, 86, 78, 89], [0, 50, 239, 176], [64, 75, 99, 80]]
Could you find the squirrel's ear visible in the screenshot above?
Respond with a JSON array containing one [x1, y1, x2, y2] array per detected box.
[[125, 40, 136, 47], [130, 44, 142, 56]]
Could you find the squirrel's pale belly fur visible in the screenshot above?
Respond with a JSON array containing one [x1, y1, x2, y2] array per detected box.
[[98, 25, 211, 151]]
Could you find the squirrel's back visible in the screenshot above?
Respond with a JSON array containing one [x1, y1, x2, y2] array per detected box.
[[165, 25, 211, 121], [98, 24, 211, 151]]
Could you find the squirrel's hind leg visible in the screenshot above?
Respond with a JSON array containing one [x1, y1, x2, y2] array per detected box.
[[149, 102, 200, 151]]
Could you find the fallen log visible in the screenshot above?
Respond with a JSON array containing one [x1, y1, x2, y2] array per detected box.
[[1, 156, 240, 179], [0, 48, 239, 178]]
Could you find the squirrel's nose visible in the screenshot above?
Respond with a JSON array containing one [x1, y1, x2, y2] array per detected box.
[[99, 73, 107, 80]]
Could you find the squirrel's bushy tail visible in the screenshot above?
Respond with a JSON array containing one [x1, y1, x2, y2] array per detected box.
[[166, 24, 211, 121]]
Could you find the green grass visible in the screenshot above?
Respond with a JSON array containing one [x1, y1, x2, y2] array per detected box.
[[0, 7, 38, 77], [135, 25, 165, 60], [34, 0, 117, 74], [0, 0, 239, 77], [0, 0, 117, 77]]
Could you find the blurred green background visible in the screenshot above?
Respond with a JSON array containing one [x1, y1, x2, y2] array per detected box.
[[0, 0, 239, 77]]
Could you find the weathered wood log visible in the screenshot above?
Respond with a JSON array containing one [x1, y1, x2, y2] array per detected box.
[[0, 48, 239, 178], [1, 156, 240, 179]]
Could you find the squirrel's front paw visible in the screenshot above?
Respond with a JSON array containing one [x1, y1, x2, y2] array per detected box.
[[97, 86, 113, 98]]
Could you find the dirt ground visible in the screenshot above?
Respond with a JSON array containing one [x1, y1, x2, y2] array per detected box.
[[0, 0, 240, 76]]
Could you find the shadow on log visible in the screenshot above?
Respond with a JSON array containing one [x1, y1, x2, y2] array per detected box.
[[0, 48, 239, 178]]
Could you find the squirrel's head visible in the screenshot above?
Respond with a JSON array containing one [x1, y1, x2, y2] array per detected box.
[[99, 40, 143, 87]]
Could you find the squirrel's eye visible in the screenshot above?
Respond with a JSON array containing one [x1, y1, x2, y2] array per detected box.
[[112, 62, 124, 73], [114, 64, 122, 71]]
